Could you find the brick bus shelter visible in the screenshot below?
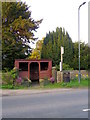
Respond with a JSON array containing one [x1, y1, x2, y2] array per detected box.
[[15, 59, 52, 82]]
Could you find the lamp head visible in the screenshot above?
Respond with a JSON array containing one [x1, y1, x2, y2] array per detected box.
[[79, 2, 86, 9], [83, 2, 86, 5]]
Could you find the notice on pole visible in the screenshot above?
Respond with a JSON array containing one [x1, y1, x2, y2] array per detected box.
[[61, 46, 64, 54]]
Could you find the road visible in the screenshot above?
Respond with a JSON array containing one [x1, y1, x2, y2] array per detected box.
[[2, 89, 88, 118]]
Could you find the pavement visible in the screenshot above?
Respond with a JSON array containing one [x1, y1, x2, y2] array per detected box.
[[1, 88, 75, 96]]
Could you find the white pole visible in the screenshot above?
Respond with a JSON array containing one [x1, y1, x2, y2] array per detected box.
[[60, 62, 62, 72], [60, 46, 64, 71]]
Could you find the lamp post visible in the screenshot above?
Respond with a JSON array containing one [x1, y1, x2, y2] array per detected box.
[[78, 2, 86, 83]]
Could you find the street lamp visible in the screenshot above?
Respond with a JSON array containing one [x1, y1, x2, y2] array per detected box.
[[78, 2, 86, 83]]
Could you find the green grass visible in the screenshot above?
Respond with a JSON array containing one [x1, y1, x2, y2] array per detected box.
[[0, 77, 89, 89], [0, 84, 27, 89], [43, 78, 89, 89]]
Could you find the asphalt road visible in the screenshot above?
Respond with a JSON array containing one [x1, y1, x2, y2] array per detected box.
[[2, 89, 88, 118]]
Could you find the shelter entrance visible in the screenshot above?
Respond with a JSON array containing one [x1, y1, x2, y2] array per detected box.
[[30, 62, 39, 83]]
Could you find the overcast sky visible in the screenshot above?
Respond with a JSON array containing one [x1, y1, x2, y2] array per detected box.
[[21, 0, 89, 47]]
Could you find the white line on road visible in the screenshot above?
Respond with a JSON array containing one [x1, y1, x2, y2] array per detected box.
[[83, 109, 90, 112]]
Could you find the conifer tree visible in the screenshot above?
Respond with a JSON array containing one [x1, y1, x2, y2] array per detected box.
[[2, 2, 42, 69]]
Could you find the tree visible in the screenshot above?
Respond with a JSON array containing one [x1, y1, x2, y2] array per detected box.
[[28, 38, 44, 59], [72, 42, 78, 69], [72, 42, 88, 70], [2, 2, 42, 70], [41, 27, 88, 70], [29, 49, 41, 59], [41, 27, 74, 67], [80, 42, 88, 70]]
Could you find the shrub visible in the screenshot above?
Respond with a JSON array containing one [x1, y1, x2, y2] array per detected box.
[[55, 65, 60, 71], [10, 67, 19, 80], [55, 63, 73, 71], [50, 77, 55, 84], [16, 77, 22, 85], [2, 72, 13, 85], [2, 67, 19, 85]]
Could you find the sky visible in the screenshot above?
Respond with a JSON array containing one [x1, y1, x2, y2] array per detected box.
[[21, 0, 89, 48]]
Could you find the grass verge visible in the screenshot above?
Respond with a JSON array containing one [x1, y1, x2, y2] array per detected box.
[[0, 77, 89, 89], [43, 78, 88, 89]]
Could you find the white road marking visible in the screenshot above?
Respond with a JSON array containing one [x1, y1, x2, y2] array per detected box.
[[83, 109, 90, 112]]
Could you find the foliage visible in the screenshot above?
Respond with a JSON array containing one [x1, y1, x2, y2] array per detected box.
[[15, 76, 31, 87], [2, 72, 13, 85], [41, 27, 73, 67], [28, 38, 44, 59], [36, 38, 44, 51], [63, 63, 73, 70], [28, 49, 41, 59], [1, 77, 89, 89], [41, 27, 88, 70], [1, 84, 14, 89], [55, 63, 73, 71], [1, 84, 25, 89], [72, 42, 88, 70], [16, 77, 22, 85], [2, 67, 19, 85], [2, 68, 32, 87], [44, 77, 89, 89], [10, 67, 19, 79], [50, 77, 55, 83], [2, 2, 42, 70]]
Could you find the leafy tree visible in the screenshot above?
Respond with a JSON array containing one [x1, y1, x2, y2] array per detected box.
[[28, 38, 44, 59], [55, 63, 73, 71], [2, 2, 42, 70], [28, 49, 41, 59], [72, 42, 88, 70], [72, 42, 78, 69], [79, 42, 88, 70], [36, 38, 44, 51]]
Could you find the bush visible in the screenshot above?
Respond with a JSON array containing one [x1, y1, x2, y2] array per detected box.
[[15, 77, 22, 86], [2, 67, 19, 85], [50, 77, 55, 84], [10, 67, 19, 80], [2, 72, 13, 85], [55, 63, 73, 71]]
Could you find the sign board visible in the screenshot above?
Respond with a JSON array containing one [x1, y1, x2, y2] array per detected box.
[[61, 46, 64, 54]]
